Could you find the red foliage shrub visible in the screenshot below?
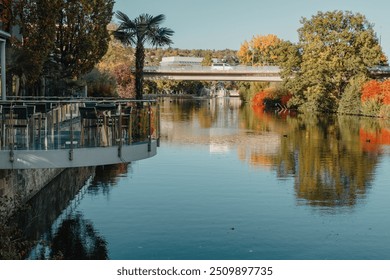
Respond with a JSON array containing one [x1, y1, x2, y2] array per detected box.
[[382, 80, 390, 105], [281, 94, 292, 106], [252, 90, 270, 108], [361, 80, 382, 102]]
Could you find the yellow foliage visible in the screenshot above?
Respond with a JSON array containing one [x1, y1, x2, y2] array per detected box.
[[237, 34, 281, 66]]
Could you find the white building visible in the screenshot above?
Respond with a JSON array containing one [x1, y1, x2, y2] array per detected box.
[[160, 56, 203, 67]]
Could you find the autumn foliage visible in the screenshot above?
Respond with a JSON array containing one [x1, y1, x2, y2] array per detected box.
[[252, 88, 292, 109], [252, 90, 270, 108], [238, 34, 282, 65], [361, 80, 390, 104], [382, 80, 390, 105]]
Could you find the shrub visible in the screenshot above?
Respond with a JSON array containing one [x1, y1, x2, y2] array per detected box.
[[252, 86, 292, 110], [382, 80, 390, 105], [112, 64, 135, 98], [361, 80, 382, 102], [360, 79, 390, 118], [379, 105, 390, 118], [361, 98, 382, 117], [83, 69, 117, 97]]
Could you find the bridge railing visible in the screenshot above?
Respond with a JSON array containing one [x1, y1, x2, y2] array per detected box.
[[143, 65, 281, 73]]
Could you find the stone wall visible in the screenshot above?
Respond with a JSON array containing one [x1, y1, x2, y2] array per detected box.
[[0, 168, 64, 211]]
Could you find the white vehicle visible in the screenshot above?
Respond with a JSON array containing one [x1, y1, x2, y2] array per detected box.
[[211, 63, 233, 70]]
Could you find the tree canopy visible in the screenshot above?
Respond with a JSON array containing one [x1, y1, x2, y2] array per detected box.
[[237, 34, 282, 66], [283, 11, 386, 112], [53, 0, 114, 80], [3, 0, 114, 95]]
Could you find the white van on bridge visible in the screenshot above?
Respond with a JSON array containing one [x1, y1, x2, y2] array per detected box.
[[211, 63, 233, 70]]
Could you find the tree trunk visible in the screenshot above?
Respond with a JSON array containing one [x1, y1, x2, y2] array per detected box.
[[135, 43, 145, 103]]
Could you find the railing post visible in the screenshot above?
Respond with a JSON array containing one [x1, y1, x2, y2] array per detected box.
[[157, 102, 161, 147], [118, 103, 122, 158], [69, 104, 73, 161], [148, 102, 152, 152], [128, 106, 132, 145]]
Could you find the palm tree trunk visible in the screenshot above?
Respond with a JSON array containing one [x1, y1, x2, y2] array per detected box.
[[135, 43, 145, 102]]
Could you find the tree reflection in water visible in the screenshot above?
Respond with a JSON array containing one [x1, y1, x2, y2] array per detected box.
[[242, 104, 390, 209], [49, 213, 108, 260], [88, 163, 129, 196]]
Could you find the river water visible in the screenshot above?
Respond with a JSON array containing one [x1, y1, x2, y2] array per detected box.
[[27, 97, 390, 260]]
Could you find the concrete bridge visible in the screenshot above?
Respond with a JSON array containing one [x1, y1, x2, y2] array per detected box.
[[143, 65, 283, 82], [143, 65, 390, 82]]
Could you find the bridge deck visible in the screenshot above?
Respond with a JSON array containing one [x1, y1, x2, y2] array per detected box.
[[143, 65, 283, 82], [144, 65, 390, 81]]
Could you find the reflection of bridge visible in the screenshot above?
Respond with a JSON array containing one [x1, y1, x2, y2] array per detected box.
[[143, 66, 283, 82], [144, 65, 390, 81]]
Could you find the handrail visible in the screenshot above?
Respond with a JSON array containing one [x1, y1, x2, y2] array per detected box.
[[0, 98, 160, 152]]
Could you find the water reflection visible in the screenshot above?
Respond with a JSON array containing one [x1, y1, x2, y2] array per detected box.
[[16, 97, 390, 260], [88, 164, 130, 196], [19, 167, 95, 241], [161, 98, 389, 209], [22, 166, 118, 259], [48, 213, 108, 260]]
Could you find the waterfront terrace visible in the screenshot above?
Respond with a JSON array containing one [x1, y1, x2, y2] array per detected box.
[[0, 98, 160, 169]]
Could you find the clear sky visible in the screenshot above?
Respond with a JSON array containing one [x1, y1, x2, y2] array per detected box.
[[113, 0, 390, 57]]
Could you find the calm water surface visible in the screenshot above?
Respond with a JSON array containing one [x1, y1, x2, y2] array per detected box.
[[28, 98, 390, 260]]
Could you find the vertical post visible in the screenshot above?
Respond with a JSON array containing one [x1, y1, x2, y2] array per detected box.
[[148, 102, 152, 152], [157, 102, 161, 147], [1, 39, 7, 101], [118, 103, 122, 158], [69, 104, 74, 161]]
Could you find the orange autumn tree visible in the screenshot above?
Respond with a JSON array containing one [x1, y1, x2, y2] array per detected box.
[[238, 34, 282, 65], [382, 80, 390, 105], [252, 87, 292, 109], [361, 79, 390, 117], [361, 80, 382, 102]]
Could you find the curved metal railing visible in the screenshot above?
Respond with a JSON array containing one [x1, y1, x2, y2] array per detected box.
[[0, 98, 160, 169]]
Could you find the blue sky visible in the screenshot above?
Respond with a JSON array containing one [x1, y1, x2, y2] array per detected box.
[[114, 0, 390, 57]]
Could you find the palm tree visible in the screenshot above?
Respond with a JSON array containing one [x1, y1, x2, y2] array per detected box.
[[113, 12, 174, 101]]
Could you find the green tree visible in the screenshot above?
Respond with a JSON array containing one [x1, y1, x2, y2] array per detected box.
[[6, 0, 59, 95], [53, 0, 114, 80], [5, 0, 114, 95], [284, 11, 385, 112], [114, 12, 174, 101], [337, 76, 366, 115], [202, 51, 213, 66]]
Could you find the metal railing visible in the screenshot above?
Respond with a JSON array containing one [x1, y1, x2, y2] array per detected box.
[[0, 98, 160, 152]]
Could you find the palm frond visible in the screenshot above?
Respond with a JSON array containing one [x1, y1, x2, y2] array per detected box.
[[115, 11, 131, 25], [149, 14, 166, 26], [113, 30, 136, 46], [149, 27, 174, 47], [115, 11, 137, 31]]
